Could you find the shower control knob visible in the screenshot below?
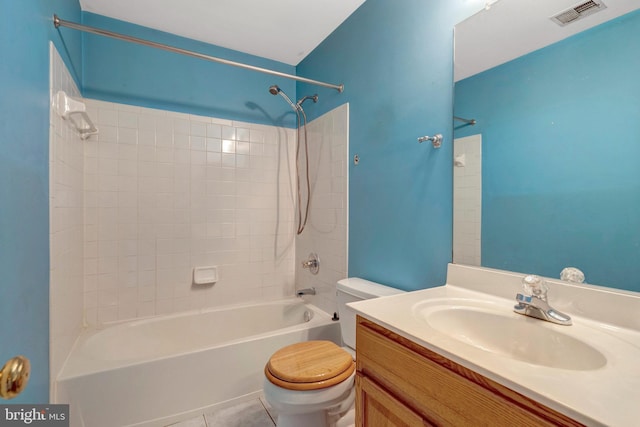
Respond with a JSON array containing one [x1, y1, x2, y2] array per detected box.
[[301, 253, 320, 275]]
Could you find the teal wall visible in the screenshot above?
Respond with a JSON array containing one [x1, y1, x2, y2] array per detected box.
[[81, 13, 298, 128], [0, 0, 82, 403], [454, 10, 640, 292], [297, 0, 480, 290]]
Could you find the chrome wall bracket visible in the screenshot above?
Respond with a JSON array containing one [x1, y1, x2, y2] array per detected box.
[[418, 134, 443, 148]]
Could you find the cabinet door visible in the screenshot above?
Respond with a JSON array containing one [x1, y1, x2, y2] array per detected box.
[[356, 374, 430, 427]]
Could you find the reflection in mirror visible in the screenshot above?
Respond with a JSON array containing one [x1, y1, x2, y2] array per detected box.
[[453, 3, 640, 292]]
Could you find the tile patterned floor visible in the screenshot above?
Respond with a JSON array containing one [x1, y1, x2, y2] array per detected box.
[[166, 397, 276, 427]]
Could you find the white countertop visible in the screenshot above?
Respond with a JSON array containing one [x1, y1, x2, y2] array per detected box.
[[348, 265, 640, 427]]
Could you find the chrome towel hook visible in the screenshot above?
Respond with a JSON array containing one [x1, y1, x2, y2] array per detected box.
[[417, 134, 443, 148]]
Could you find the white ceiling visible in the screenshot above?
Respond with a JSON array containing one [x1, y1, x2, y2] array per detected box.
[[79, 0, 367, 66], [455, 0, 640, 81]]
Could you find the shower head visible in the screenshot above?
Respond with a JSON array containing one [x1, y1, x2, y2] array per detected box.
[[269, 85, 298, 112], [269, 85, 280, 96]]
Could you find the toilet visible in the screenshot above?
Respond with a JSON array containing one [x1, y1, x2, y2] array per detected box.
[[263, 278, 404, 427]]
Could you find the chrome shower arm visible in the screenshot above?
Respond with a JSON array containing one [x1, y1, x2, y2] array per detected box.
[[296, 95, 318, 109]]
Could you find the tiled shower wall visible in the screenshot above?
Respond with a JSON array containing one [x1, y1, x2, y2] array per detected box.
[[49, 44, 349, 399], [453, 134, 482, 265], [49, 44, 85, 386], [295, 104, 348, 315], [82, 100, 298, 326]]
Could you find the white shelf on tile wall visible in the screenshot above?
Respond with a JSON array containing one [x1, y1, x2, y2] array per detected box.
[[54, 91, 99, 139]]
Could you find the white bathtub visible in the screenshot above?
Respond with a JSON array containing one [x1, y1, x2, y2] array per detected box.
[[55, 300, 341, 427]]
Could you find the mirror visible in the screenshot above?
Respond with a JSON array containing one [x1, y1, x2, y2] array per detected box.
[[453, 0, 640, 293]]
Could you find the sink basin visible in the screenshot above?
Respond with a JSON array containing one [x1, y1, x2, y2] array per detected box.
[[347, 267, 640, 427], [416, 302, 607, 371]]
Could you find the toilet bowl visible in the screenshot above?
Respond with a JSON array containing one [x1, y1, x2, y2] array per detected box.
[[263, 278, 404, 427]]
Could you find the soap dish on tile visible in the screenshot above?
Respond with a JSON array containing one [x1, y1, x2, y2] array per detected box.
[[193, 266, 218, 285]]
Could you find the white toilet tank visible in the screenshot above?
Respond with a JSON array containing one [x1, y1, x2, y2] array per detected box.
[[336, 278, 405, 350]]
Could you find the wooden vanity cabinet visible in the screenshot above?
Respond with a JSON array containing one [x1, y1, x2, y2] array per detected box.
[[355, 316, 584, 427]]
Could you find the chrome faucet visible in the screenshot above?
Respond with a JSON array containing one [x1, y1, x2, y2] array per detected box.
[[514, 275, 572, 326], [296, 287, 316, 297]]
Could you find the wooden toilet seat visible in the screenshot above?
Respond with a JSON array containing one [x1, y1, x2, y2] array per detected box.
[[265, 340, 355, 391]]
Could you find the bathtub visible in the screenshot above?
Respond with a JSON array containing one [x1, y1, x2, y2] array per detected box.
[[55, 299, 341, 427]]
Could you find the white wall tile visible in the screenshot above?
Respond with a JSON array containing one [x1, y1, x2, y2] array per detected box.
[[82, 99, 299, 326], [295, 104, 349, 315], [98, 109, 118, 127], [453, 134, 482, 266], [118, 111, 138, 129], [49, 44, 85, 396], [222, 126, 236, 140]]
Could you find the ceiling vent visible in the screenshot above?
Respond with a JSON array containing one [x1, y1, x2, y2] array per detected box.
[[551, 0, 607, 26]]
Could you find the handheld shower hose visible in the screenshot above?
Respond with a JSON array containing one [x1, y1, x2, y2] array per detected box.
[[269, 85, 317, 234]]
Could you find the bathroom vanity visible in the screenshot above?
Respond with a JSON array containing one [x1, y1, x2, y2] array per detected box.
[[349, 264, 640, 427], [355, 316, 580, 426]]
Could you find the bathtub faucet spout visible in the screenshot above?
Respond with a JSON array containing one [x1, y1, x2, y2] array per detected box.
[[296, 287, 316, 297]]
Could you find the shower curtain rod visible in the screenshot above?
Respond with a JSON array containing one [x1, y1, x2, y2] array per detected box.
[[53, 15, 344, 93], [454, 116, 477, 125]]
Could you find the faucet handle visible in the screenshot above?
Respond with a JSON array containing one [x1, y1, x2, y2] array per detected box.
[[560, 267, 585, 283], [521, 275, 548, 301], [515, 293, 533, 304], [301, 253, 319, 275]]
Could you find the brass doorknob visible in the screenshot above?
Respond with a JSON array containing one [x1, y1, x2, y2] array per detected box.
[[0, 356, 31, 399]]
